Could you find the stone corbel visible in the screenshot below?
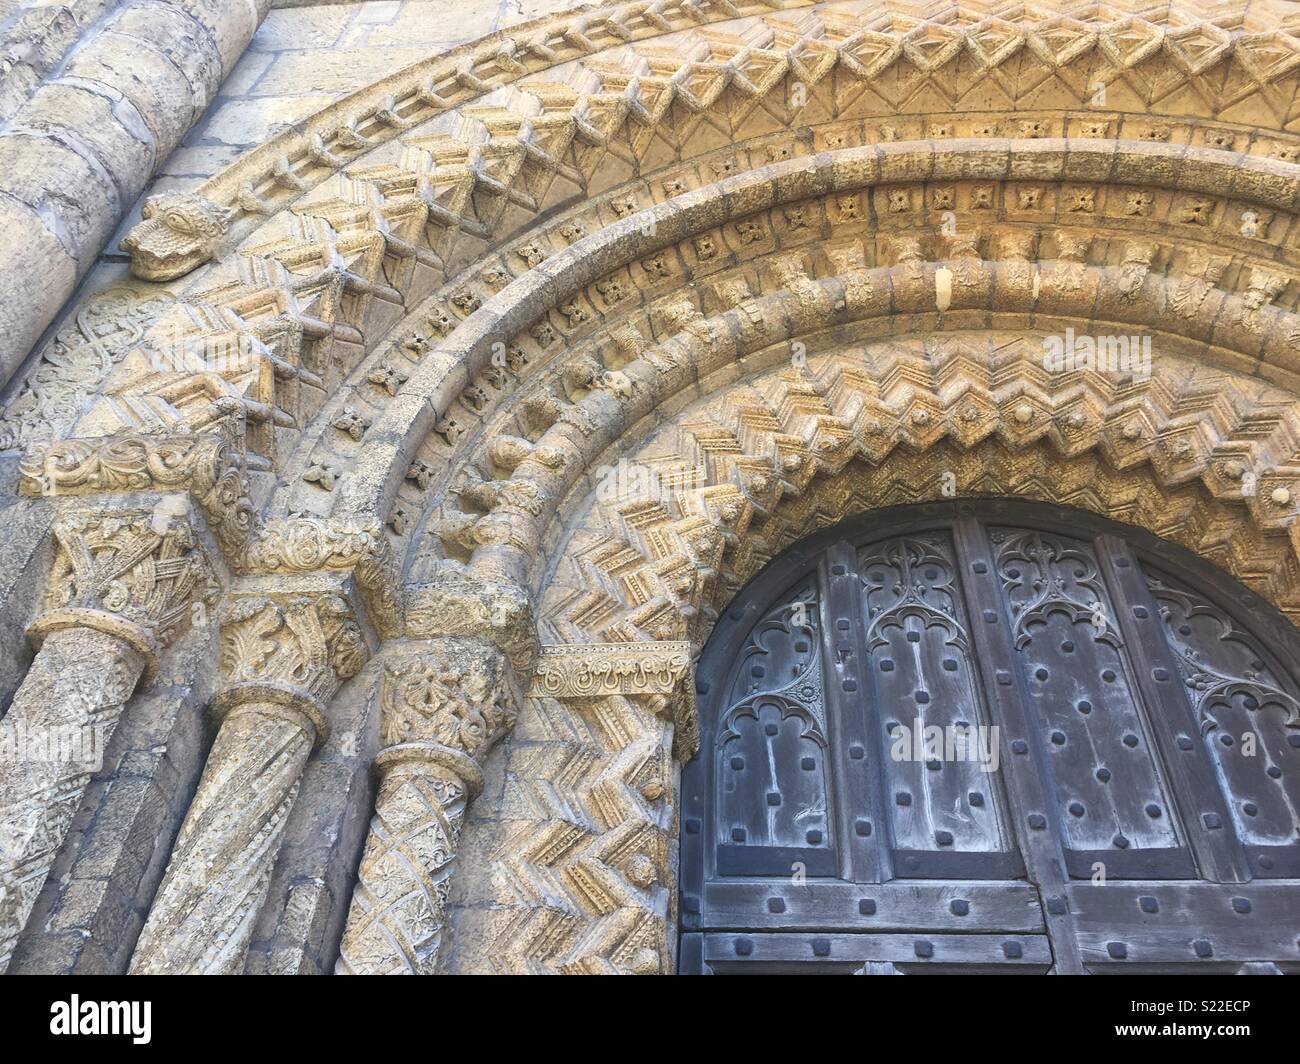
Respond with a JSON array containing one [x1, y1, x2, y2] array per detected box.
[[0, 501, 217, 971], [129, 585, 368, 975]]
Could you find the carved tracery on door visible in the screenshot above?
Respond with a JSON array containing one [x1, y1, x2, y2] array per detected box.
[[680, 501, 1300, 974]]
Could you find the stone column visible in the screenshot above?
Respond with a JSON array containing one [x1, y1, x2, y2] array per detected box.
[[0, 504, 214, 970], [129, 592, 366, 974], [0, 0, 271, 383], [335, 638, 521, 975]]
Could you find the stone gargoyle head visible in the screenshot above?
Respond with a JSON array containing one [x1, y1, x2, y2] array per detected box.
[[120, 191, 234, 281]]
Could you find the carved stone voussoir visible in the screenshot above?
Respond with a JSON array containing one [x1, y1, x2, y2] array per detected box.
[[120, 191, 233, 282], [532, 641, 698, 760]]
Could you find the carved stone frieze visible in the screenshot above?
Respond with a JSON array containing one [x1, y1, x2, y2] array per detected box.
[[0, 288, 175, 451]]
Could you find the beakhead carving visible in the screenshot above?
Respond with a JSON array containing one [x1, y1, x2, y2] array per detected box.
[[120, 192, 234, 281]]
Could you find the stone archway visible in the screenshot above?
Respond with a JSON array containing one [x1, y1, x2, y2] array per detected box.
[[6, 1, 1300, 976], [441, 342, 1300, 973]]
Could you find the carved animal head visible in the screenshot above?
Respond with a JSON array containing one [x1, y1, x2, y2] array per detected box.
[[121, 192, 234, 281]]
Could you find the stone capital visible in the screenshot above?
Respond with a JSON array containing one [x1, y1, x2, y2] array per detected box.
[[218, 592, 369, 712], [19, 431, 257, 561], [33, 502, 218, 681], [239, 516, 403, 638], [531, 641, 698, 760], [376, 638, 523, 794]]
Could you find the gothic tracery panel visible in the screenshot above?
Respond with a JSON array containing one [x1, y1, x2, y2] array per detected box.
[[991, 527, 1189, 877], [1148, 569, 1300, 875], [682, 502, 1300, 973], [859, 534, 1014, 873]]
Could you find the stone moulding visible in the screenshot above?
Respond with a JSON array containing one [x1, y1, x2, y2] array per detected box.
[[533, 640, 698, 760], [532, 640, 693, 698], [145, 0, 1300, 272], [323, 140, 1300, 527]]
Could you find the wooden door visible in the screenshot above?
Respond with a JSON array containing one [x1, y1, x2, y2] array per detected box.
[[679, 500, 1300, 973]]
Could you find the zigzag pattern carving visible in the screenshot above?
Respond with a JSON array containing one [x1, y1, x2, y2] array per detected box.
[[486, 691, 674, 975], [541, 342, 1300, 646], [65, 2, 1300, 476]]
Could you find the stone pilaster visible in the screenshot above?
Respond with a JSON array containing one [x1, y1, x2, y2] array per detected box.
[[484, 641, 695, 975], [0, 503, 215, 970], [334, 638, 520, 975], [129, 593, 366, 974]]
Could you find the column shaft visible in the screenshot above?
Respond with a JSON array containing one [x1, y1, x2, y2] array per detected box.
[[129, 699, 318, 974], [0, 625, 146, 970]]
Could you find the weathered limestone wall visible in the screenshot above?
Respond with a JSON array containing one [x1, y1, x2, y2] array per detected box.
[[0, 0, 271, 387]]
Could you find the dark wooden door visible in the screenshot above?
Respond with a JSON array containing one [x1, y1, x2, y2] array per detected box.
[[679, 500, 1300, 973]]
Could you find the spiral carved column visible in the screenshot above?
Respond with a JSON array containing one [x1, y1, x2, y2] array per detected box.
[[335, 638, 519, 975], [130, 593, 366, 974], [0, 505, 213, 971]]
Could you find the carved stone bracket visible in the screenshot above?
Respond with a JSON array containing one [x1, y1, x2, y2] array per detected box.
[[129, 591, 368, 975], [532, 641, 698, 760], [0, 503, 215, 971], [336, 638, 522, 975]]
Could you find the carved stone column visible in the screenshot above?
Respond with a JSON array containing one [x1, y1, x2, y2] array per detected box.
[[0, 504, 214, 971], [129, 593, 366, 974], [335, 638, 521, 974]]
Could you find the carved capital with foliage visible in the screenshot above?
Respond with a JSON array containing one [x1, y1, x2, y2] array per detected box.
[[240, 516, 402, 637], [377, 638, 521, 793], [217, 594, 368, 739], [532, 641, 698, 759], [19, 432, 257, 560], [32, 503, 218, 677]]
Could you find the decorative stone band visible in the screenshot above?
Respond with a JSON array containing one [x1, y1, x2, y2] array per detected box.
[[18, 432, 256, 562], [335, 640, 518, 975], [532, 641, 698, 760], [0, 504, 214, 971]]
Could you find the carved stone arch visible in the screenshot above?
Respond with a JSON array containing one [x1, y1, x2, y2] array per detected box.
[[13, 0, 1300, 976], [446, 338, 1300, 974]]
